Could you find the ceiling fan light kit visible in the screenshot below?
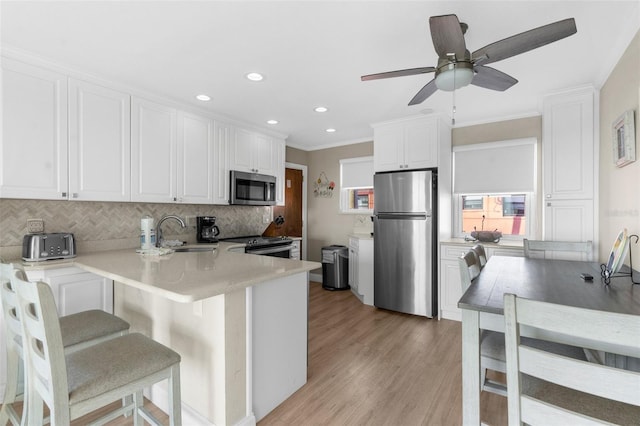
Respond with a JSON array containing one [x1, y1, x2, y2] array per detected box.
[[435, 61, 474, 91], [361, 14, 577, 107]]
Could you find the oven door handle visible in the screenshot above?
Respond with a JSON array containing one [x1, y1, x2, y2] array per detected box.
[[246, 245, 291, 255]]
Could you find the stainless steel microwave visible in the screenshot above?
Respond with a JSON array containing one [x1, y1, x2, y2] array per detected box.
[[229, 170, 276, 206]]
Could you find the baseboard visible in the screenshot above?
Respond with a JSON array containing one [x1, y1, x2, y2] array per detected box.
[[235, 413, 257, 426], [148, 384, 214, 426], [148, 384, 257, 426], [309, 272, 322, 283]]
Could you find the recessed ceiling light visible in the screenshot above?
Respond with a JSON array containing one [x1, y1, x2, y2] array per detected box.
[[196, 94, 211, 101], [267, 119, 279, 125], [246, 72, 264, 81], [326, 128, 336, 133], [314, 106, 328, 113]]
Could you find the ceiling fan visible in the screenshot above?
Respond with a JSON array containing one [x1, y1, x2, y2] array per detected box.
[[361, 15, 577, 105]]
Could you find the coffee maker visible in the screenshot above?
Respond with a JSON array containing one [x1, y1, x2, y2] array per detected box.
[[197, 216, 220, 243]]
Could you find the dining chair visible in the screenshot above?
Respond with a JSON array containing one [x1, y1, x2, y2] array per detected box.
[[470, 244, 487, 269], [0, 262, 131, 426], [523, 238, 592, 260], [10, 267, 182, 426], [504, 293, 640, 425], [459, 250, 507, 395], [459, 250, 588, 397]]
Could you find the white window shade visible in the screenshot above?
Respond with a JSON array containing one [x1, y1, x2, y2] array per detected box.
[[340, 156, 374, 188], [453, 138, 536, 194]]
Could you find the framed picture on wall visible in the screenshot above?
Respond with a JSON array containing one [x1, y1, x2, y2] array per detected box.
[[612, 109, 636, 167]]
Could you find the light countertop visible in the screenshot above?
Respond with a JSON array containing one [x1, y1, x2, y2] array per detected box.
[[349, 233, 373, 240], [20, 242, 320, 303]]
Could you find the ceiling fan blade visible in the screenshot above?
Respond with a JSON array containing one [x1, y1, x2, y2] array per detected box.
[[408, 79, 438, 105], [471, 66, 518, 91], [472, 18, 577, 65], [361, 67, 436, 81], [429, 14, 467, 59]]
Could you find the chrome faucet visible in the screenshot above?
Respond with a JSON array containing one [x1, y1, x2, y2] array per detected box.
[[156, 215, 186, 247]]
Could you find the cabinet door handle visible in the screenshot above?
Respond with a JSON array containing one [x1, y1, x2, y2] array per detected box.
[[61, 192, 67, 198], [72, 193, 78, 198]]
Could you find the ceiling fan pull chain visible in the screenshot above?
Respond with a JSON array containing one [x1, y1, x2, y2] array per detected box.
[[451, 65, 457, 125]]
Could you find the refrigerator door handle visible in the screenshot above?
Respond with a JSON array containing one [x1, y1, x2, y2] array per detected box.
[[376, 213, 428, 220]]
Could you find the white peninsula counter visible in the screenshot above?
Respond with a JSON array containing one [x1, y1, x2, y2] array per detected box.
[[69, 243, 320, 426]]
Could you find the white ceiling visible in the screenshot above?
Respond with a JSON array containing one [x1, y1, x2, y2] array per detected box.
[[2, 1, 639, 150]]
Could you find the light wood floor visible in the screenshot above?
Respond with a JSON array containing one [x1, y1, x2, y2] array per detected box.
[[6, 281, 507, 425], [259, 282, 508, 425]]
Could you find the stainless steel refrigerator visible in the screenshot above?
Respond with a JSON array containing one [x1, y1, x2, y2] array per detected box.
[[373, 169, 437, 317]]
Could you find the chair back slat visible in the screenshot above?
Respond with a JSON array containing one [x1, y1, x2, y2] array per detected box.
[[471, 244, 487, 268], [458, 250, 481, 292], [11, 271, 70, 415], [504, 293, 640, 425], [523, 239, 592, 260], [1, 263, 24, 356]]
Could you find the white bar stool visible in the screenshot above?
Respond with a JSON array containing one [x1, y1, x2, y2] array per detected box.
[[0, 262, 130, 425]]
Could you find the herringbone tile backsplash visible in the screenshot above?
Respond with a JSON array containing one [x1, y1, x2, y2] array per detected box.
[[0, 198, 270, 253]]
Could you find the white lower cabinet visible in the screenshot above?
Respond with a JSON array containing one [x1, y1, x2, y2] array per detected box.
[[27, 267, 114, 315], [440, 243, 523, 321], [290, 240, 301, 260], [348, 236, 373, 306]]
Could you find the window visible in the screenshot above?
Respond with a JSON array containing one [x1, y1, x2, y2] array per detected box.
[[459, 194, 529, 236], [340, 156, 374, 213], [462, 195, 483, 210], [453, 138, 537, 239], [502, 195, 526, 217]]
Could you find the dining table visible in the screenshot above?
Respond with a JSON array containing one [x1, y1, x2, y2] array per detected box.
[[457, 255, 640, 425]]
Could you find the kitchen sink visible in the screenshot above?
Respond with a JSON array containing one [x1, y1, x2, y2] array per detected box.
[[172, 246, 216, 253]]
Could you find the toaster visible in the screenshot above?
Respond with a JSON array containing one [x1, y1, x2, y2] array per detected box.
[[22, 233, 76, 261]]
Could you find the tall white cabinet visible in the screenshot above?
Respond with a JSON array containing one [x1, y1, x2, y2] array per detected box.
[[542, 87, 598, 256]]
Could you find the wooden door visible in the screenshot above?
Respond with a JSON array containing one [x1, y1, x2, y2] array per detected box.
[[268, 168, 303, 248]]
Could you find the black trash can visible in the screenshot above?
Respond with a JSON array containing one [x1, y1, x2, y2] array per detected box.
[[321, 245, 349, 290]]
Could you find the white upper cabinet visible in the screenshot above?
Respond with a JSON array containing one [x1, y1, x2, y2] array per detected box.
[[177, 111, 214, 204], [1, 56, 283, 206], [254, 133, 276, 176], [274, 138, 286, 206], [373, 116, 439, 172], [131, 97, 177, 203], [68, 79, 131, 201], [213, 121, 232, 205], [542, 87, 595, 200], [230, 128, 276, 176], [1, 58, 69, 200]]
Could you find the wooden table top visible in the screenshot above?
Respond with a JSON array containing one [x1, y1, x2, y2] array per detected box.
[[458, 256, 640, 316]]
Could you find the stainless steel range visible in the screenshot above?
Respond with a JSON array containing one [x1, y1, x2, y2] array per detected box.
[[222, 236, 293, 258]]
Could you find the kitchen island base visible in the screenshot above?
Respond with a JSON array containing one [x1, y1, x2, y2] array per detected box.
[[114, 271, 309, 425]]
